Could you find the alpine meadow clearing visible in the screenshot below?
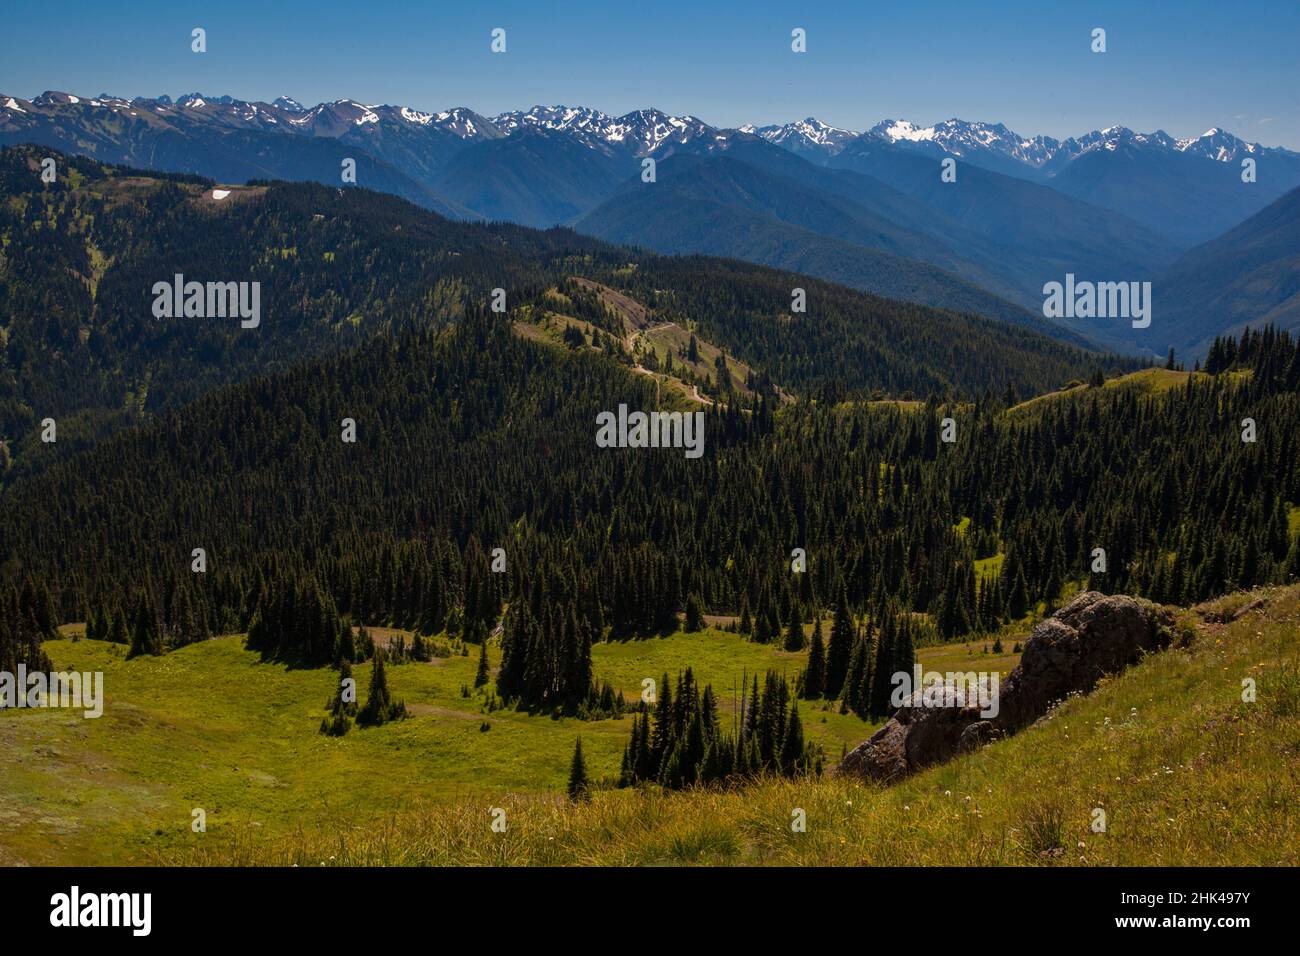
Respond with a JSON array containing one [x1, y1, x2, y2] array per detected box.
[[4, 586, 1297, 867]]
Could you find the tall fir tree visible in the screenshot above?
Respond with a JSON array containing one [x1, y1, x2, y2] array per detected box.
[[475, 640, 490, 688], [567, 737, 589, 801], [803, 615, 826, 698], [825, 588, 854, 697], [783, 603, 805, 651]]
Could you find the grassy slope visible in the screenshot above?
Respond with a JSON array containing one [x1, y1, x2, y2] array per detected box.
[[512, 284, 741, 410], [5, 586, 1295, 866], [1008, 367, 1253, 418], [180, 586, 1300, 866], [0, 624, 886, 865]]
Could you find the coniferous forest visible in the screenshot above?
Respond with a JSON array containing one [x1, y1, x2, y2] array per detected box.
[[3, 151, 1299, 715]]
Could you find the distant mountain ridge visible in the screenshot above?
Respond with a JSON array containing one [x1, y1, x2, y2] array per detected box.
[[5, 90, 1299, 355], [1153, 185, 1300, 354], [5, 90, 1293, 172], [852, 117, 1295, 170], [830, 118, 1300, 245]]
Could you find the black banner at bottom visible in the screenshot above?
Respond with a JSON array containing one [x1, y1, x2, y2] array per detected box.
[[2, 866, 1281, 942]]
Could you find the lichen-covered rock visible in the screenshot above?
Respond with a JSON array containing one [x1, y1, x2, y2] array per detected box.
[[841, 684, 987, 782], [838, 592, 1173, 783], [994, 592, 1173, 733]]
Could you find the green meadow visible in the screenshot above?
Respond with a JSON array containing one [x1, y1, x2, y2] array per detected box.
[[181, 586, 1300, 867], [0, 622, 901, 865], [8, 585, 1295, 867]]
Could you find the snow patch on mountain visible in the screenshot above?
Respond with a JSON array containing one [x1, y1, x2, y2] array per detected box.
[[492, 105, 712, 153], [868, 118, 1063, 167]]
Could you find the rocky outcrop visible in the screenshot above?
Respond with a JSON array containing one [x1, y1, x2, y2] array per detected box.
[[839, 592, 1173, 783]]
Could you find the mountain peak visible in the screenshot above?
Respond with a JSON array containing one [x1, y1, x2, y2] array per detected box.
[[1175, 126, 1258, 161], [33, 91, 83, 107], [753, 117, 858, 156], [490, 105, 711, 154], [866, 117, 1062, 167], [870, 118, 935, 143]]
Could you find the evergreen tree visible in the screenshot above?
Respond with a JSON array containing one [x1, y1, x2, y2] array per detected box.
[[567, 737, 589, 801], [684, 592, 706, 632], [738, 599, 752, 636], [357, 651, 407, 727], [825, 589, 854, 697], [620, 669, 818, 790], [778, 702, 806, 774], [894, 615, 916, 687], [1007, 564, 1030, 619], [783, 603, 805, 651], [321, 660, 358, 736], [128, 592, 162, 658], [108, 605, 128, 645], [803, 615, 826, 698], [869, 616, 896, 718], [32, 582, 58, 641], [0, 586, 52, 676], [842, 633, 867, 713]]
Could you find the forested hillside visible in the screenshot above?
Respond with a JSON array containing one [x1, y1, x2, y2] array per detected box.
[[3, 150, 1296, 759], [2, 291, 1296, 717], [0, 145, 612, 476], [588, 255, 1116, 401], [0, 146, 1121, 482]]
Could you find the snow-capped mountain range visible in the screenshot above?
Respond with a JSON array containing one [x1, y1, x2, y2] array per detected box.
[[4, 88, 1299, 274], [4, 90, 1299, 359], [493, 105, 716, 155], [850, 117, 1295, 170], [2, 90, 1293, 168]]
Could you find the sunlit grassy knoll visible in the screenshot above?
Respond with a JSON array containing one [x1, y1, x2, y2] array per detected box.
[[1008, 367, 1255, 418], [972, 553, 1005, 581]]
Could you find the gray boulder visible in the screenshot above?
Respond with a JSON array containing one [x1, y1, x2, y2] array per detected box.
[[839, 591, 1173, 782]]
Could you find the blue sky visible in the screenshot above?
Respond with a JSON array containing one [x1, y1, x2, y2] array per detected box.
[[3, 0, 1298, 147]]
